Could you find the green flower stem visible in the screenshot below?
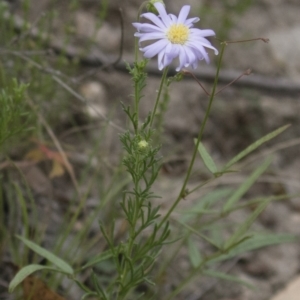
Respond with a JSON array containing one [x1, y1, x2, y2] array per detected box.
[[134, 76, 140, 134], [149, 67, 169, 128], [158, 43, 226, 230], [117, 159, 141, 299], [134, 1, 148, 62], [133, 1, 148, 135]]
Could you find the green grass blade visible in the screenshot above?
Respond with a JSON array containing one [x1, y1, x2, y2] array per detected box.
[[222, 124, 290, 171], [196, 141, 218, 174], [188, 237, 202, 268], [203, 269, 254, 289], [224, 199, 270, 250], [210, 233, 297, 263], [181, 188, 233, 222], [16, 235, 74, 275], [9, 264, 59, 292], [80, 250, 113, 270], [223, 157, 272, 212]]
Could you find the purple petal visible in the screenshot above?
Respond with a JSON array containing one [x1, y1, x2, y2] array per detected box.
[[137, 32, 166, 43], [163, 43, 175, 66], [190, 28, 216, 37], [184, 17, 200, 27], [177, 5, 190, 24], [154, 2, 172, 27], [142, 39, 169, 58], [192, 44, 210, 63], [169, 14, 177, 23], [157, 50, 166, 70], [141, 12, 166, 29], [177, 46, 189, 71], [134, 23, 165, 33]]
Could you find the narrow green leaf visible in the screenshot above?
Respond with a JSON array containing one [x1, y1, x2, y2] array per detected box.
[[224, 199, 270, 250], [16, 235, 73, 275], [179, 221, 221, 250], [210, 233, 297, 263], [81, 250, 113, 270], [203, 269, 254, 289], [188, 237, 202, 268], [223, 157, 272, 212], [9, 264, 58, 292], [195, 141, 218, 174], [222, 124, 290, 171], [181, 188, 233, 221]]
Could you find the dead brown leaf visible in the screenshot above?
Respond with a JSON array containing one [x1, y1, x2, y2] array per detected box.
[[23, 276, 66, 300]]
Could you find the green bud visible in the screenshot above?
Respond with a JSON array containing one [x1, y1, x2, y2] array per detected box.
[[146, 0, 165, 14], [138, 140, 149, 150]]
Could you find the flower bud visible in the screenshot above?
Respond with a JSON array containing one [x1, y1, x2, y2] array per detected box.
[[146, 0, 165, 14], [138, 140, 149, 150]]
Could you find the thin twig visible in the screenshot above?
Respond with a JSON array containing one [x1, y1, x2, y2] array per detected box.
[[215, 68, 252, 95], [220, 37, 270, 44]]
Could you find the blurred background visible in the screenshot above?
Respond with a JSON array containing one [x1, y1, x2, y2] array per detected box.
[[1, 0, 300, 299]]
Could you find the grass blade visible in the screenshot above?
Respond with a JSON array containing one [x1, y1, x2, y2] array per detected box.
[[196, 141, 218, 174], [203, 269, 254, 289], [188, 237, 202, 268], [16, 235, 73, 275], [81, 250, 113, 270], [9, 264, 58, 292], [210, 233, 297, 263], [222, 124, 290, 171], [223, 157, 272, 212], [224, 199, 270, 250]]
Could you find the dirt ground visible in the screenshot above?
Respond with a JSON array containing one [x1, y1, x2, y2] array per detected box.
[[1, 0, 300, 299]]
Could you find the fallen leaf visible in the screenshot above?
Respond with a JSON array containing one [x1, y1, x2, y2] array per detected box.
[[49, 160, 65, 178], [23, 276, 66, 300], [25, 148, 46, 162], [24, 143, 68, 179]]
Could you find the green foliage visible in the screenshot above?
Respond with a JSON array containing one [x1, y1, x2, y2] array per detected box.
[[16, 235, 73, 275], [5, 1, 298, 300], [0, 79, 33, 150]]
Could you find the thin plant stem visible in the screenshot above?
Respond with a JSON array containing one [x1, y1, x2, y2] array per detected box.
[[158, 43, 226, 230], [134, 2, 148, 63], [149, 67, 169, 128], [133, 2, 148, 134], [134, 76, 140, 134], [165, 247, 227, 300]]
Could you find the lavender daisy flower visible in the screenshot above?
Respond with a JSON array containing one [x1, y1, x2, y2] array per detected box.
[[133, 2, 218, 71]]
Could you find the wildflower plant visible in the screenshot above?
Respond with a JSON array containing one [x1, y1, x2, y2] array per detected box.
[[8, 1, 296, 300], [133, 2, 218, 71]]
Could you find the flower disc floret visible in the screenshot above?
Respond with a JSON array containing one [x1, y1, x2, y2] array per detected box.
[[133, 3, 218, 71], [167, 24, 189, 44]]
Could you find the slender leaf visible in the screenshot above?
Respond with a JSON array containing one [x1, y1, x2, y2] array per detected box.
[[224, 199, 270, 250], [181, 188, 233, 221], [210, 233, 297, 263], [222, 124, 290, 171], [179, 221, 221, 250], [203, 269, 254, 289], [81, 250, 113, 270], [223, 157, 272, 212], [9, 264, 59, 292], [16, 235, 73, 275], [188, 237, 202, 268], [196, 141, 218, 174]]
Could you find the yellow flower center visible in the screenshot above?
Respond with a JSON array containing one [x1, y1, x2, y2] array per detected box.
[[167, 24, 189, 44]]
